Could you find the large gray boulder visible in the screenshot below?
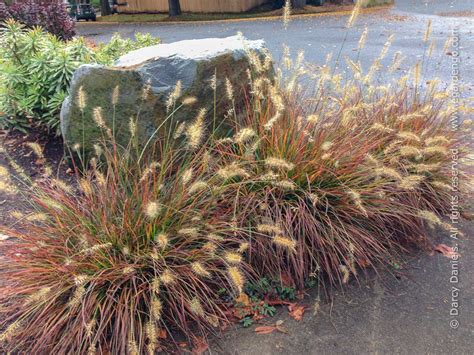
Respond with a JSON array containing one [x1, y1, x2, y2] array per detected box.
[[60, 35, 268, 156]]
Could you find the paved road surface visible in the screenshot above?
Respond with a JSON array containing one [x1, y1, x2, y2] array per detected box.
[[77, 1, 473, 353], [78, 0, 474, 93]]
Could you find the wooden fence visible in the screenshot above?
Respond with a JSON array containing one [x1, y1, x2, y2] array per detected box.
[[120, 0, 269, 13]]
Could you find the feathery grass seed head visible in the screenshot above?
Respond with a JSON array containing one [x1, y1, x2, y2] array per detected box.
[[217, 162, 249, 180], [0, 320, 22, 342], [186, 109, 206, 149], [93, 107, 106, 128], [397, 131, 420, 142], [145, 201, 161, 219], [188, 180, 208, 195], [225, 77, 234, 101], [26, 142, 44, 159], [155, 233, 168, 249], [151, 297, 162, 320], [191, 262, 211, 277], [238, 242, 249, 253], [178, 227, 199, 238], [228, 266, 244, 294], [181, 167, 194, 186], [432, 181, 452, 191], [273, 235, 296, 252], [68, 285, 85, 308], [418, 210, 442, 228], [283, 0, 291, 29], [272, 179, 297, 190], [224, 252, 242, 264], [160, 269, 175, 285], [358, 26, 368, 50], [425, 136, 450, 146], [79, 178, 93, 196], [234, 127, 256, 144], [339, 265, 350, 284], [26, 287, 51, 304], [182, 96, 198, 105], [257, 223, 283, 235], [399, 175, 424, 190], [203, 242, 217, 254], [374, 167, 403, 181], [189, 297, 205, 317], [77, 86, 86, 110], [306, 114, 319, 124], [423, 19, 432, 42], [321, 141, 333, 151], [264, 157, 295, 171], [424, 146, 448, 156], [399, 145, 422, 159], [370, 123, 393, 133], [112, 85, 120, 105]]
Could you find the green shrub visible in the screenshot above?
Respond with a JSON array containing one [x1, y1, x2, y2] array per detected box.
[[0, 19, 159, 133], [0, 0, 76, 40]]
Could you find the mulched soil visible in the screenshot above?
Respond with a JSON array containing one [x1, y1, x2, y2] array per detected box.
[[0, 128, 69, 226]]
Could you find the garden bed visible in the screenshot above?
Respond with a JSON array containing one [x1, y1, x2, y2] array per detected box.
[[0, 130, 66, 226], [0, 4, 472, 354]]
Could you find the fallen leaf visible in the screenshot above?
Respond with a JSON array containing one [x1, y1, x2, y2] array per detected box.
[[280, 272, 295, 287], [267, 300, 293, 306], [460, 210, 474, 221], [192, 337, 208, 354], [157, 328, 167, 339], [231, 305, 252, 319], [434, 244, 459, 258], [296, 291, 305, 300], [255, 325, 277, 335], [255, 321, 289, 335], [288, 304, 305, 321], [357, 257, 371, 268], [235, 293, 251, 307]]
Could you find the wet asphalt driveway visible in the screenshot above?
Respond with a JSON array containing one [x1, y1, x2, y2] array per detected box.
[[77, 0, 474, 93]]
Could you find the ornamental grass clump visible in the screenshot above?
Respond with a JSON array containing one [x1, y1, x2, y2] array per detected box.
[[208, 41, 471, 288], [0, 103, 250, 353]]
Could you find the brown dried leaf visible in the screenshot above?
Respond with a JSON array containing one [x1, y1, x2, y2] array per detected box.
[[357, 257, 371, 268], [434, 244, 459, 258], [280, 272, 295, 287], [235, 293, 251, 307], [255, 325, 277, 335], [288, 304, 305, 321], [192, 337, 208, 354], [157, 328, 167, 339]]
